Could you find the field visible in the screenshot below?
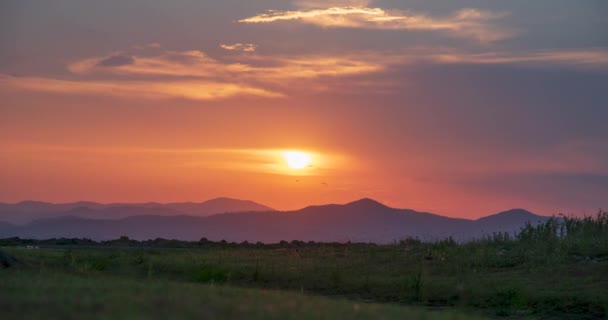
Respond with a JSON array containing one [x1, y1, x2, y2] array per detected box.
[[1, 270, 485, 320], [1, 213, 607, 319]]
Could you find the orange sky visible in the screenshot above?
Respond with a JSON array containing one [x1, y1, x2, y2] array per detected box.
[[1, 0, 607, 218]]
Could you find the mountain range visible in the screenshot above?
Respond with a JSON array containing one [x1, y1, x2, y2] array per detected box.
[[0, 197, 273, 224], [0, 198, 549, 243]]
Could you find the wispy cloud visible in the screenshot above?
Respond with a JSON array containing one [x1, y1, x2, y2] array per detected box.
[[246, 55, 383, 82], [0, 74, 283, 100], [294, 0, 373, 8], [68, 50, 250, 78], [428, 49, 608, 67], [220, 43, 258, 52], [95, 54, 135, 67], [6, 45, 607, 101], [3, 47, 384, 100], [373, 47, 608, 70], [240, 7, 512, 42], [68, 49, 383, 83]]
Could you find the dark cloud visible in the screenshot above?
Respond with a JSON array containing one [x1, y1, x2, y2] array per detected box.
[[95, 54, 135, 67]]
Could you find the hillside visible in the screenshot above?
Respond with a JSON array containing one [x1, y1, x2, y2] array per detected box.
[[0, 198, 274, 224], [0, 199, 548, 242]]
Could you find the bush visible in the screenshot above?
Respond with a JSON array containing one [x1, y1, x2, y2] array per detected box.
[[193, 265, 229, 283]]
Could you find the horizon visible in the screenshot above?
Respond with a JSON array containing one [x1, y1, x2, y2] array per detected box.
[[1, 196, 555, 220], [3, 195, 602, 218], [2, 1, 607, 219], [1, 195, 559, 244]]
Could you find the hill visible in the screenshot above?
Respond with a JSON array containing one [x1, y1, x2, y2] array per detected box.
[[0, 198, 274, 224], [0, 198, 548, 242]]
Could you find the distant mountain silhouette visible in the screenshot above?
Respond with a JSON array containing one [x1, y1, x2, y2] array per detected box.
[[162, 198, 274, 216], [0, 198, 273, 224], [0, 198, 549, 243], [476, 208, 540, 223]]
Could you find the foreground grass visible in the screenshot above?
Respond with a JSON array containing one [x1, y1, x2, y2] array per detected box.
[[0, 269, 484, 320], [3, 241, 606, 319]]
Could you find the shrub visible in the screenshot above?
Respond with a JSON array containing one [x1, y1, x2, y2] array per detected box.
[[193, 265, 229, 283]]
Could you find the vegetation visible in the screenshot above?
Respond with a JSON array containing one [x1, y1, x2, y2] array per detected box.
[[0, 271, 484, 320], [1, 211, 607, 319]]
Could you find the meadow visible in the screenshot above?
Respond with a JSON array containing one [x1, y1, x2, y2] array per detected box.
[[1, 212, 607, 319]]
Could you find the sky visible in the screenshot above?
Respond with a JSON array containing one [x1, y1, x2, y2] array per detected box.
[[1, 0, 607, 218]]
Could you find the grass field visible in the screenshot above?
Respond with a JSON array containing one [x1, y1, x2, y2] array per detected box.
[[1, 213, 607, 319], [0, 269, 485, 320]]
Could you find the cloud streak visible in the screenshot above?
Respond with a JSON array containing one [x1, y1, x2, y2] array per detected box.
[[68, 50, 247, 77], [240, 7, 512, 42], [0, 74, 283, 100], [69, 49, 383, 80], [430, 49, 608, 68], [220, 43, 258, 52], [373, 47, 608, 71], [96, 54, 135, 67]]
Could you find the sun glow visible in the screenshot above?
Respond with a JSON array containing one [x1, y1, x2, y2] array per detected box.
[[283, 151, 312, 169]]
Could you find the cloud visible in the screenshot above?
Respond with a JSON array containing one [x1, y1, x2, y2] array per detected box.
[[239, 7, 512, 42], [68, 49, 384, 82], [429, 49, 608, 67], [3, 47, 385, 100], [247, 55, 383, 82], [69, 50, 249, 77], [220, 43, 258, 52], [313, 47, 608, 71], [379, 47, 608, 71], [9, 45, 607, 102], [133, 42, 162, 50], [294, 0, 373, 8], [0, 74, 283, 100], [95, 54, 135, 67]]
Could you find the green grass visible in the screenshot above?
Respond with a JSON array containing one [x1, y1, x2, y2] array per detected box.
[[0, 269, 484, 320], [2, 241, 606, 319]]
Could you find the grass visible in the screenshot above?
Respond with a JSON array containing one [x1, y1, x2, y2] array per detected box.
[[1, 211, 607, 319], [0, 270, 484, 320]]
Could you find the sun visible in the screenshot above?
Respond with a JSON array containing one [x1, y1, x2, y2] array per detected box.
[[283, 151, 312, 169]]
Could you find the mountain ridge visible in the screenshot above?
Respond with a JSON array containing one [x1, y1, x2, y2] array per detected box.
[[0, 197, 274, 224], [0, 198, 550, 243]]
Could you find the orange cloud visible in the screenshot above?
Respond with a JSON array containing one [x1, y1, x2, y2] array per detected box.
[[248, 55, 383, 83], [68, 50, 250, 77], [294, 0, 373, 8], [220, 43, 258, 52], [239, 7, 513, 42], [0, 74, 283, 100], [69, 49, 382, 81], [4, 46, 386, 100]]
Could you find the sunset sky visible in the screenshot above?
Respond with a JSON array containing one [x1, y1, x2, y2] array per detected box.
[[1, 0, 607, 218]]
